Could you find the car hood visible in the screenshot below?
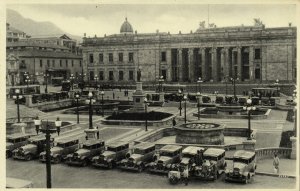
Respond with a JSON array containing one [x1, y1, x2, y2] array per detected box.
[[158, 156, 172, 163], [50, 147, 63, 154], [6, 142, 14, 148], [75, 149, 90, 156], [21, 144, 37, 151], [101, 151, 116, 158], [129, 154, 143, 161], [180, 157, 190, 165], [233, 162, 247, 171]]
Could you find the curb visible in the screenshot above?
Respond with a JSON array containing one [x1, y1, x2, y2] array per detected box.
[[255, 171, 296, 179]]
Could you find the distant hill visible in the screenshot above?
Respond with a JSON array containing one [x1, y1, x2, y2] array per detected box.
[[6, 9, 82, 43]]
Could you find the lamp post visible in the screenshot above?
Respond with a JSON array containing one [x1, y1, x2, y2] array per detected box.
[[12, 89, 22, 123], [75, 93, 80, 124], [25, 75, 30, 88], [44, 72, 49, 93], [243, 98, 256, 140], [100, 91, 105, 117], [55, 117, 62, 136], [70, 74, 75, 90], [87, 92, 94, 129], [183, 95, 187, 124], [94, 75, 99, 90], [197, 77, 203, 93], [144, 98, 148, 131], [275, 79, 279, 96], [158, 76, 164, 92], [196, 92, 201, 120], [178, 89, 183, 116], [44, 120, 52, 188], [231, 77, 239, 100]]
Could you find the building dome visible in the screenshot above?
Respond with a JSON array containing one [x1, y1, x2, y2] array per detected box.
[[120, 18, 133, 34]]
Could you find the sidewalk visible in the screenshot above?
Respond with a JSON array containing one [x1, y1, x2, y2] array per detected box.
[[256, 158, 296, 177]]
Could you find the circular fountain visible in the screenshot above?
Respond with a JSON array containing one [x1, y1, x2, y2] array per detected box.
[[175, 122, 225, 145]]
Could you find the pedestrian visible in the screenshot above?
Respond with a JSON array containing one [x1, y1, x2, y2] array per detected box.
[[56, 117, 61, 136], [113, 92, 115, 99], [273, 153, 280, 174], [182, 164, 189, 186], [172, 118, 176, 128], [96, 126, 100, 139], [85, 135, 88, 140]]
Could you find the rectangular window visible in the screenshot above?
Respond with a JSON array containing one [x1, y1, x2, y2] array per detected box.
[[109, 53, 113, 62], [47, 60, 50, 67], [109, 71, 114, 80], [79, 61, 82, 67], [129, 70, 134, 80], [89, 71, 94, 80], [66, 60, 68, 67], [255, 48, 261, 59], [119, 71, 123, 81], [52, 60, 55, 67], [40, 60, 43, 67], [99, 53, 103, 62], [60, 60, 62, 67], [99, 71, 104, 80], [129, 52, 134, 62], [72, 60, 74, 67], [89, 54, 94, 63], [161, 52, 166, 62], [119, 53, 123, 62]]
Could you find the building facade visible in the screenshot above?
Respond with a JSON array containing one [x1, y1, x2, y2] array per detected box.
[[6, 23, 30, 42], [6, 42, 83, 86], [82, 18, 297, 84]]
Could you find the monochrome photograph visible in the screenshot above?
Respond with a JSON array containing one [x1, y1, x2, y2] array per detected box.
[[5, 1, 298, 189]]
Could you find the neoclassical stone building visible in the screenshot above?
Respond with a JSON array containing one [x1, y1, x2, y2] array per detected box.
[[82, 18, 297, 83]]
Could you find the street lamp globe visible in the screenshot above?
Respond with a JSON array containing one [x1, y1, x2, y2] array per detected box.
[[247, 98, 252, 105], [144, 97, 148, 102], [88, 92, 93, 98], [196, 92, 201, 96], [75, 94, 80, 99], [243, 106, 247, 110], [276, 79, 279, 83], [178, 89, 182, 94], [100, 91, 104, 95], [183, 95, 187, 100], [15, 89, 20, 94]]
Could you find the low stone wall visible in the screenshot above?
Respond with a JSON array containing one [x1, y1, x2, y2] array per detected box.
[[33, 99, 74, 111], [276, 103, 295, 111], [255, 147, 292, 160], [102, 115, 175, 127]]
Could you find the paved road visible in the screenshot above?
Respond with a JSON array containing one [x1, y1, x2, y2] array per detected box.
[[6, 159, 296, 189]]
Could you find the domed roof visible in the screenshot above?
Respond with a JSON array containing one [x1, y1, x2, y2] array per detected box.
[[120, 18, 133, 34]]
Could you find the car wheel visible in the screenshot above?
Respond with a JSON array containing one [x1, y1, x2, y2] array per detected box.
[[54, 156, 61, 163], [244, 174, 250, 184], [108, 162, 113, 169], [6, 151, 12, 158], [138, 164, 144, 173], [82, 160, 88, 167], [25, 154, 33, 161]]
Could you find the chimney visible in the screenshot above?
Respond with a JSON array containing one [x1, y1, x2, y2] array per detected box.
[[289, 22, 292, 27]]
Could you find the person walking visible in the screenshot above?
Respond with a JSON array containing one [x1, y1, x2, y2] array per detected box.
[[273, 153, 280, 174], [96, 126, 100, 139], [172, 118, 176, 128]]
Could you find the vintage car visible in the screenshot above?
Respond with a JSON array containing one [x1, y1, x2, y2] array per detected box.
[[65, 139, 105, 166], [225, 150, 256, 183], [6, 134, 32, 158], [119, 142, 156, 172], [168, 146, 205, 184], [92, 141, 129, 169], [192, 148, 227, 180], [39, 138, 79, 163], [12, 135, 51, 161], [147, 145, 183, 174]]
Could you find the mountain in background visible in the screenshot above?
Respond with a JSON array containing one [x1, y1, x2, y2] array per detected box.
[[6, 9, 82, 43]]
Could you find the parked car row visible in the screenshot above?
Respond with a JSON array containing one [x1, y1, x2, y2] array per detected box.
[[7, 134, 256, 184]]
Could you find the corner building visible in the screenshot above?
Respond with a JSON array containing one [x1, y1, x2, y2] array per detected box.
[[82, 18, 297, 84]]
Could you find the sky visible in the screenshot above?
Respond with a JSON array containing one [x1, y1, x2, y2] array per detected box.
[[7, 3, 297, 37]]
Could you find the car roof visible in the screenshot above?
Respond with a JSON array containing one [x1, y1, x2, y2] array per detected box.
[[107, 141, 129, 148], [83, 139, 104, 146], [56, 137, 79, 144], [6, 177, 33, 188], [203, 148, 225, 157], [6, 133, 31, 139], [28, 135, 47, 142], [233, 150, 255, 159], [160, 145, 182, 152], [182, 146, 205, 155], [134, 142, 155, 150]]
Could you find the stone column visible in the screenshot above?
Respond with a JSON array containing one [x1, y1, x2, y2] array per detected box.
[[290, 136, 296, 159], [249, 46, 255, 80], [224, 47, 230, 78], [178, 48, 183, 82], [166, 49, 172, 82], [188, 48, 194, 81], [211, 47, 218, 82], [220, 48, 226, 81], [231, 48, 236, 77], [237, 46, 242, 79], [201, 48, 207, 81]]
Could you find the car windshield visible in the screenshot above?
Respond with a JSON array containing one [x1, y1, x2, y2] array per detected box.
[[204, 155, 217, 161], [7, 138, 14, 143], [160, 151, 174, 157], [107, 147, 117, 152], [182, 153, 195, 158], [28, 140, 38, 145], [82, 145, 91, 149], [133, 148, 145, 155], [233, 158, 248, 164], [56, 143, 65, 148]]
